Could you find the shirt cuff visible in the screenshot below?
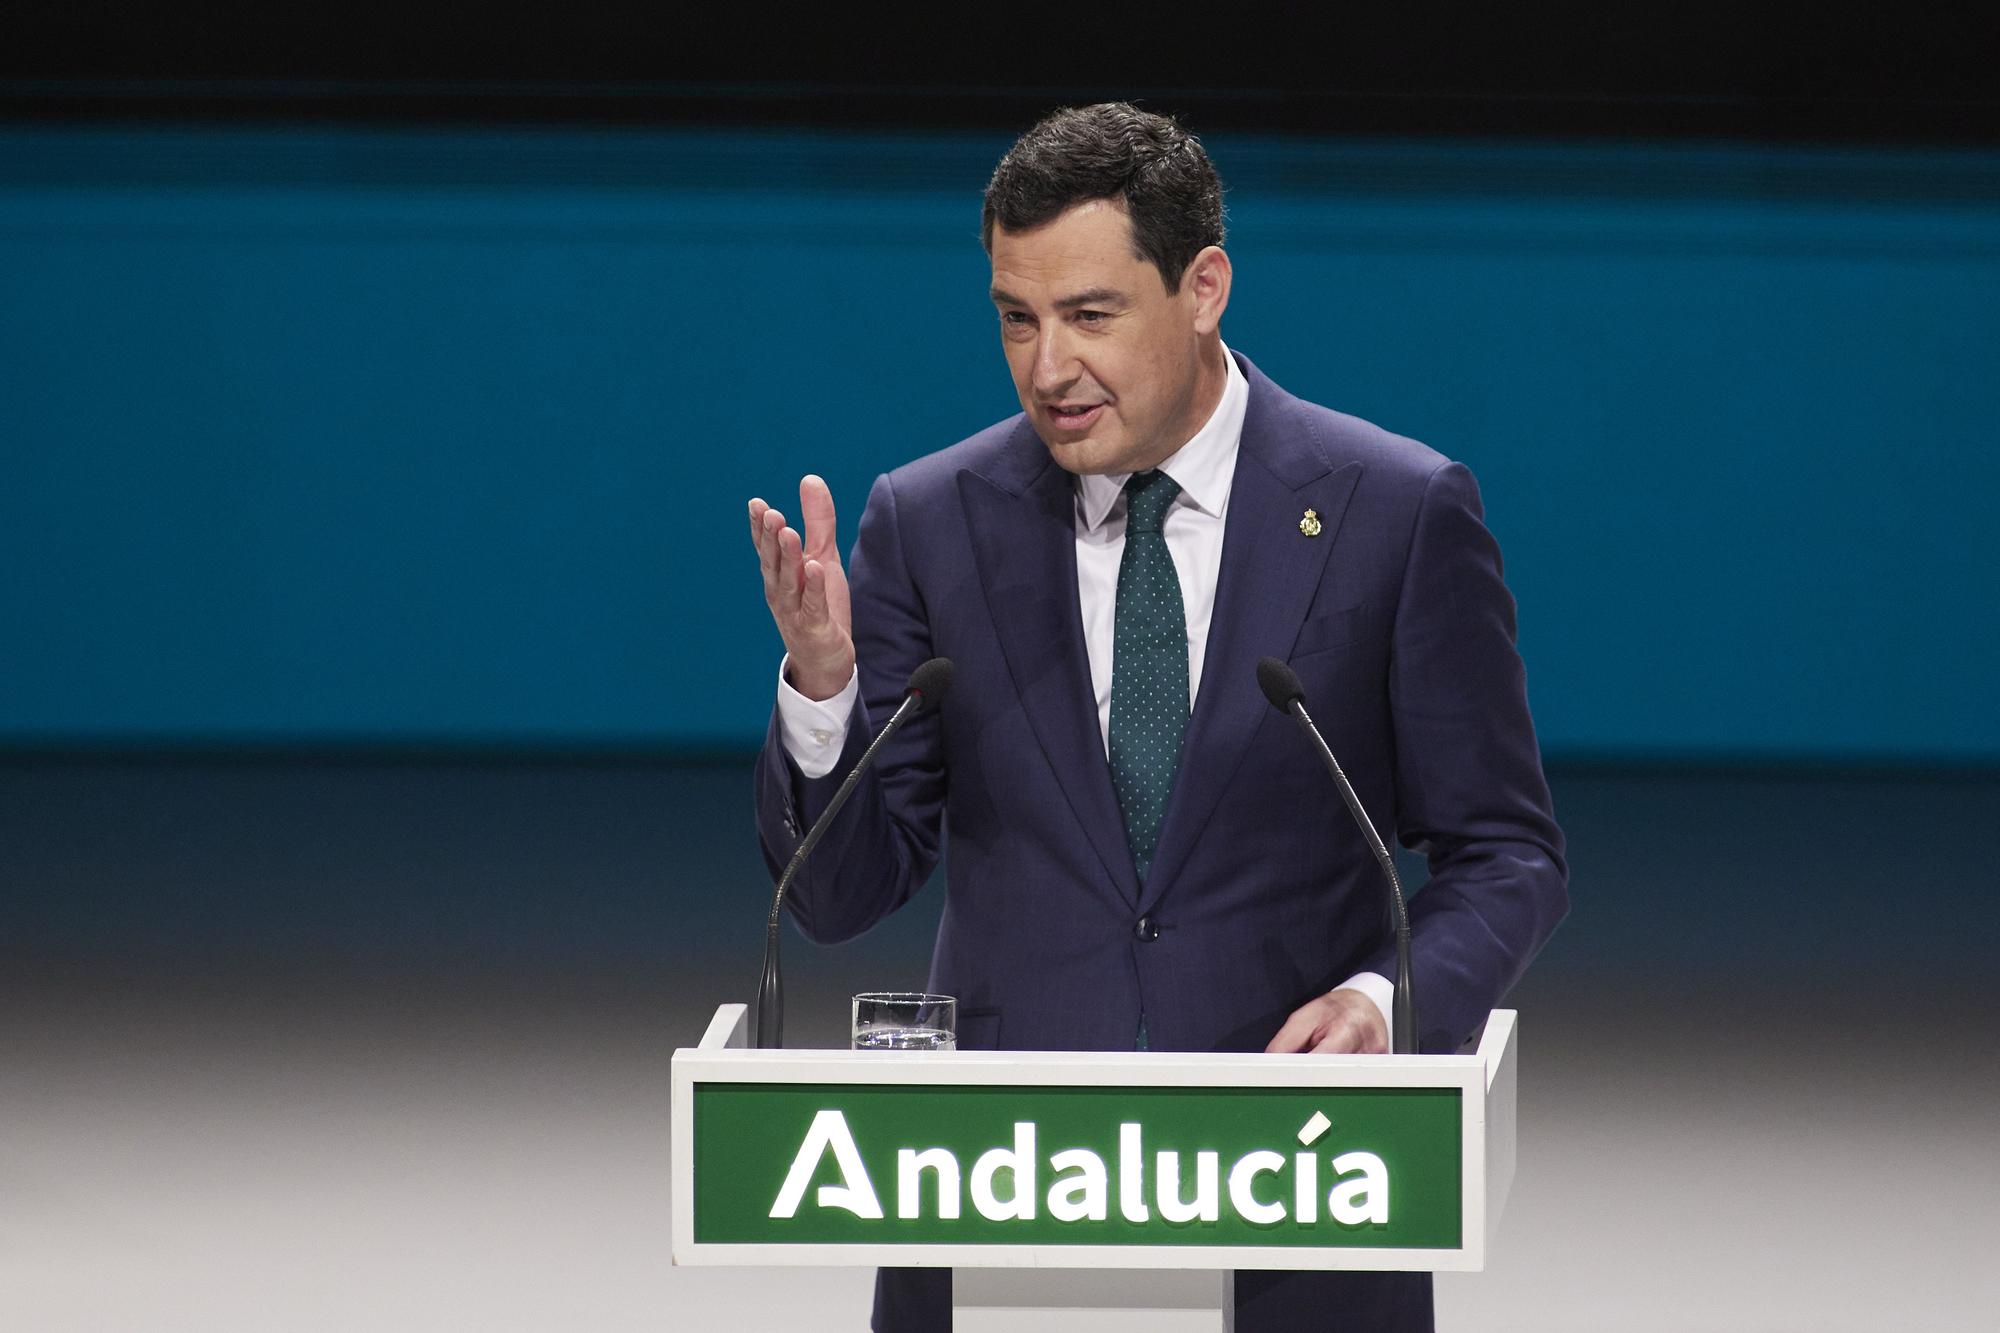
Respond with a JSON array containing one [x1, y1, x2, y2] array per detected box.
[[776, 656, 859, 780], [1333, 971, 1395, 1053]]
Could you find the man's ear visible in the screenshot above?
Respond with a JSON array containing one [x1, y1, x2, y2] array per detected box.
[[1184, 245, 1232, 334]]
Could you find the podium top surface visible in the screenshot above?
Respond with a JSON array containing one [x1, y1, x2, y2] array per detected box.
[[682, 1003, 1515, 1095]]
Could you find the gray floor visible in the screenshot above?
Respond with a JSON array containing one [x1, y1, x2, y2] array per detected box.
[[3, 965, 1994, 1331], [4, 757, 1997, 1329]]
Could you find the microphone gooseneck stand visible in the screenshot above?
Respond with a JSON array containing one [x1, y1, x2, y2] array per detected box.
[[756, 657, 955, 1049], [1256, 657, 1418, 1054]]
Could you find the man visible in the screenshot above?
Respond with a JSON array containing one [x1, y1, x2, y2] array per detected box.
[[748, 103, 1566, 1332]]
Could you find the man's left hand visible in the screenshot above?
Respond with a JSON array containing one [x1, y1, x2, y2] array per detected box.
[[1264, 988, 1387, 1055]]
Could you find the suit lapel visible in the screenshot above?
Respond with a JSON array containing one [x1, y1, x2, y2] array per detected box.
[[1139, 363, 1364, 915], [960, 424, 1143, 908]]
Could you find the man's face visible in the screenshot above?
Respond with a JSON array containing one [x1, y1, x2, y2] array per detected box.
[[989, 199, 1217, 476]]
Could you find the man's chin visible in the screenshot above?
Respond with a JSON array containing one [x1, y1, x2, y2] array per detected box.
[[1038, 432, 1122, 477]]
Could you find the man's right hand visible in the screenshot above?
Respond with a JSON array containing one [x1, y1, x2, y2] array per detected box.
[[749, 475, 855, 702]]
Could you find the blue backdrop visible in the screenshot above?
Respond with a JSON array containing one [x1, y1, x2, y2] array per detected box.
[[3, 127, 1995, 761]]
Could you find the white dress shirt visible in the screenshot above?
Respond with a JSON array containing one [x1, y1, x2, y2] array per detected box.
[[773, 346, 1394, 1042]]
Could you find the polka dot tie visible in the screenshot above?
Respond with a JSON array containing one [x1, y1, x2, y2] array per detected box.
[[1108, 469, 1188, 885]]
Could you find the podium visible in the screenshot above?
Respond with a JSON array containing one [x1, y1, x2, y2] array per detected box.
[[672, 1004, 1518, 1330]]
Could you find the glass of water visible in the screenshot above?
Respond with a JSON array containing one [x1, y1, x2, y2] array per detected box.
[[851, 992, 957, 1051]]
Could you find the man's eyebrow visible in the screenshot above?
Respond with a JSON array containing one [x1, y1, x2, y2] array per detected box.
[[989, 285, 1130, 309], [1055, 287, 1128, 310]]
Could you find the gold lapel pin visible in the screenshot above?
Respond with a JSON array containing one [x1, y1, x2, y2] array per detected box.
[[1299, 508, 1322, 538]]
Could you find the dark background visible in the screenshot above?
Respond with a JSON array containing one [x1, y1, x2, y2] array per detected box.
[[6, 5, 1999, 141]]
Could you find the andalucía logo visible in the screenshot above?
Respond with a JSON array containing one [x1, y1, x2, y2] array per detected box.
[[692, 1083, 1463, 1249], [771, 1109, 1389, 1225]]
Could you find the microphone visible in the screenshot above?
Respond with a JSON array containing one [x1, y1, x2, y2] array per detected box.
[[756, 657, 955, 1049], [1256, 657, 1418, 1055]]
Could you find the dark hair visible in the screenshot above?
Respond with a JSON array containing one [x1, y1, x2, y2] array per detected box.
[[981, 102, 1225, 294]]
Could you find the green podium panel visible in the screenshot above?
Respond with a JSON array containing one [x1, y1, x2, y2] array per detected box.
[[672, 1004, 1517, 1274]]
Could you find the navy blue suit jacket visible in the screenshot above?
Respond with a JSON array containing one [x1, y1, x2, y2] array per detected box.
[[755, 352, 1567, 1055]]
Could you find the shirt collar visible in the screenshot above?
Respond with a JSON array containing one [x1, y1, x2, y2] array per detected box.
[[1076, 345, 1248, 531]]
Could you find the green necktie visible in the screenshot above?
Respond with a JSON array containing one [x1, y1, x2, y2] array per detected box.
[[1108, 469, 1189, 884]]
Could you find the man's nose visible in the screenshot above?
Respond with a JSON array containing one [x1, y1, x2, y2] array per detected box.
[[1031, 325, 1078, 397]]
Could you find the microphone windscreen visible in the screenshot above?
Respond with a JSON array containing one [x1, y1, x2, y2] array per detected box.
[[1256, 656, 1305, 712], [906, 657, 955, 711]]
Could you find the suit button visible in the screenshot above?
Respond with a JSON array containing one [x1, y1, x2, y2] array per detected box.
[[1135, 916, 1159, 942]]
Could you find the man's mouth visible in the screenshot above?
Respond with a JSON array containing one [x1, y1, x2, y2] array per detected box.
[[1046, 403, 1106, 430]]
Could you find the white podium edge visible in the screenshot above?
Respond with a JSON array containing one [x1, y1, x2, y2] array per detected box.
[[671, 1004, 1515, 1273]]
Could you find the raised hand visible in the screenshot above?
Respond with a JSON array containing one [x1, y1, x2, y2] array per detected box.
[[748, 475, 855, 701]]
